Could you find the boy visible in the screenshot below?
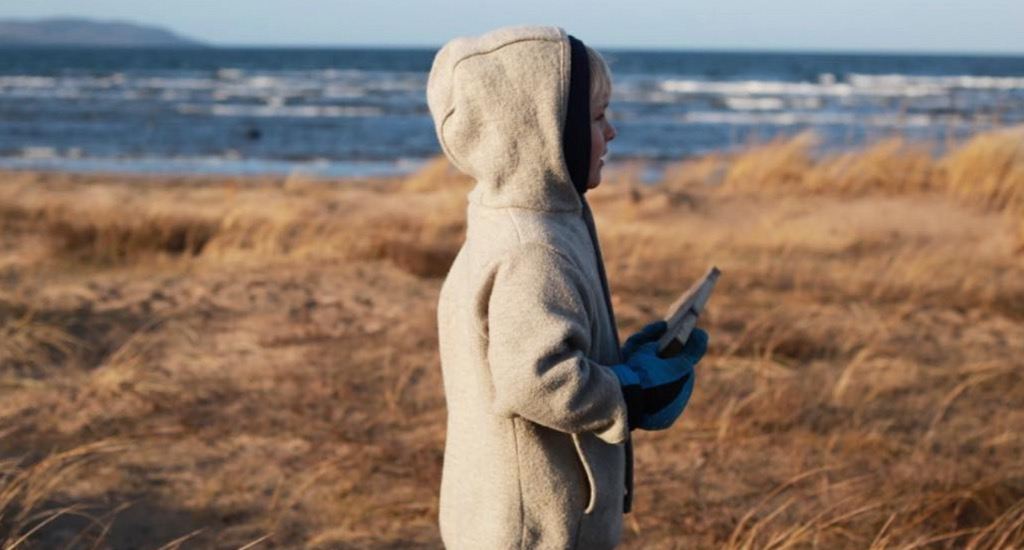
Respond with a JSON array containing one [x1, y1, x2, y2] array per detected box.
[[427, 25, 709, 549]]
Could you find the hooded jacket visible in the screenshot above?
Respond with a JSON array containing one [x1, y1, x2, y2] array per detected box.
[[428, 25, 632, 549]]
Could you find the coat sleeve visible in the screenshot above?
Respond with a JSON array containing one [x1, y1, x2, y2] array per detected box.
[[485, 243, 630, 445]]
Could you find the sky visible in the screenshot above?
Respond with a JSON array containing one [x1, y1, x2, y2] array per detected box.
[[2, 0, 1023, 54]]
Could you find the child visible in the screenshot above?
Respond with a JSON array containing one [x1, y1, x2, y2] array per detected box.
[[427, 25, 709, 549]]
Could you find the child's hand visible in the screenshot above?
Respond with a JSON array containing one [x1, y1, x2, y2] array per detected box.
[[610, 328, 708, 431]]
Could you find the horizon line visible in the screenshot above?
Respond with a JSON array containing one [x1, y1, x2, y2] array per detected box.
[[3, 16, 1022, 58], [4, 41, 1024, 59]]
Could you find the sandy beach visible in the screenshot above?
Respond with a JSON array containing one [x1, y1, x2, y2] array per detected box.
[[1, 128, 1023, 548]]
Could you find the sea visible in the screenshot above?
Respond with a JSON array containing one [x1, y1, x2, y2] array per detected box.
[[0, 47, 1022, 178]]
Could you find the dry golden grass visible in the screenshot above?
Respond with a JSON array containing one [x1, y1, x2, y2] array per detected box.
[[0, 441, 129, 549], [942, 126, 1024, 212], [804, 137, 938, 195], [1, 127, 1022, 548], [712, 125, 1024, 209]]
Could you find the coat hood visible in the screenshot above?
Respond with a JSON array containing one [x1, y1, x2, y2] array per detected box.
[[426, 25, 587, 213]]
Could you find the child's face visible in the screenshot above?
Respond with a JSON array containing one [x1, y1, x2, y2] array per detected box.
[[587, 95, 616, 190]]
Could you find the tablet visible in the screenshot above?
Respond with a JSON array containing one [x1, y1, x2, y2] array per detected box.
[[657, 266, 720, 358]]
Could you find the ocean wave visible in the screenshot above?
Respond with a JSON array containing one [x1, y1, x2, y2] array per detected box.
[[847, 73, 1024, 91], [0, 76, 57, 88], [661, 78, 853, 97], [175, 103, 385, 118], [0, 72, 426, 107], [2, 70, 1018, 116], [722, 97, 788, 111], [656, 73, 1024, 100]]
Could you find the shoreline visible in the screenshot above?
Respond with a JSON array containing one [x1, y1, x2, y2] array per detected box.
[[0, 155, 431, 181], [3, 122, 1015, 184]]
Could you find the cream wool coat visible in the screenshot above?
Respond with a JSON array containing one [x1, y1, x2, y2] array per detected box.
[[428, 26, 633, 549]]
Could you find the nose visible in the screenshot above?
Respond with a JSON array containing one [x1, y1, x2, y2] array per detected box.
[[606, 120, 616, 142]]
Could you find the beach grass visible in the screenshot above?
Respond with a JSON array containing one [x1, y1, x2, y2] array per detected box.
[[1, 126, 1022, 548]]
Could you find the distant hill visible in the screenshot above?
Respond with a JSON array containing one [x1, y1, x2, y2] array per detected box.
[[0, 17, 205, 47]]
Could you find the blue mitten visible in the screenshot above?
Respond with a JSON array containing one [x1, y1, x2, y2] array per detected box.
[[621, 320, 668, 359], [610, 328, 709, 431]]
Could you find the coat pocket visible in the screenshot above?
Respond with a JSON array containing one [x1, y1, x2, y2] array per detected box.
[[570, 433, 597, 514]]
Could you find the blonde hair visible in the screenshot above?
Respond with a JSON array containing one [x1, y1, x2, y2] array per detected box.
[[586, 46, 612, 107]]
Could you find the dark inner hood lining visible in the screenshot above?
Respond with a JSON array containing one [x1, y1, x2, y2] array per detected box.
[[563, 35, 591, 196]]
